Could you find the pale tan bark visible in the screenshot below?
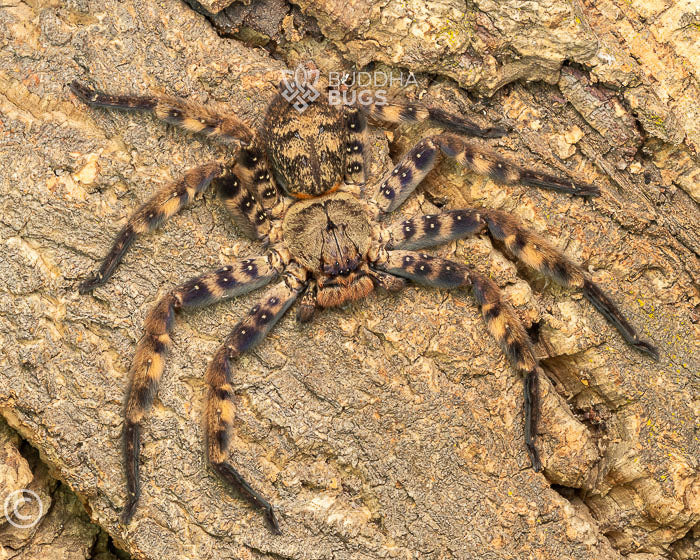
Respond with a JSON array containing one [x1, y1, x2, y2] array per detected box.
[[0, 1, 697, 559]]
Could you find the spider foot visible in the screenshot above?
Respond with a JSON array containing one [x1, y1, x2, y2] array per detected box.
[[265, 505, 282, 535], [582, 279, 659, 360], [211, 461, 283, 534], [524, 369, 542, 472], [78, 272, 104, 294], [521, 170, 601, 197], [632, 339, 660, 361], [68, 80, 95, 103], [121, 494, 139, 525], [526, 443, 543, 473]]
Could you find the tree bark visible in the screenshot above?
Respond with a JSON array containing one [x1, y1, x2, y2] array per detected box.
[[0, 1, 697, 559]]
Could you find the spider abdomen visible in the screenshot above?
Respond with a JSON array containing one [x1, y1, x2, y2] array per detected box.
[[263, 96, 345, 198]]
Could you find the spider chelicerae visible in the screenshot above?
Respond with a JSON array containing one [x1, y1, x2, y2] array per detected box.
[[69, 72, 658, 534]]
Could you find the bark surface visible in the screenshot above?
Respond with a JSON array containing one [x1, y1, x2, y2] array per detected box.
[[0, 1, 698, 559]]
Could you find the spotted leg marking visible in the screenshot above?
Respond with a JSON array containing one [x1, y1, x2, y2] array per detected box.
[[121, 254, 282, 524], [384, 209, 486, 250], [206, 264, 307, 534], [373, 134, 598, 214], [435, 134, 599, 197], [383, 209, 658, 358], [216, 169, 273, 241], [362, 99, 507, 138], [70, 81, 255, 146], [79, 162, 225, 293], [343, 106, 369, 185], [235, 143, 282, 213], [375, 250, 543, 471], [373, 138, 441, 213], [481, 210, 658, 359]]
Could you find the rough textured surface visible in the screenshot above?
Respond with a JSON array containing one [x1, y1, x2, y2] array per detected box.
[[286, 0, 699, 154], [0, 1, 698, 559], [0, 418, 121, 559]]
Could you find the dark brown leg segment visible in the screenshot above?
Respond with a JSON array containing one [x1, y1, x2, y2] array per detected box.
[[206, 265, 307, 534], [79, 162, 225, 292], [436, 134, 599, 197], [121, 255, 282, 524]]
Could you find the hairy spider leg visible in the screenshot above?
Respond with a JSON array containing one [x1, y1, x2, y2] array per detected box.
[[362, 99, 508, 138], [71, 80, 285, 289], [206, 264, 307, 534], [216, 170, 274, 240], [296, 280, 318, 322], [375, 250, 543, 471], [342, 106, 370, 186], [79, 162, 225, 293], [372, 133, 598, 214], [69, 81, 255, 145], [122, 254, 283, 524], [235, 142, 283, 213], [384, 208, 659, 358]]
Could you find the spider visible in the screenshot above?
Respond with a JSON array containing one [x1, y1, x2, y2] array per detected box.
[[69, 73, 658, 535]]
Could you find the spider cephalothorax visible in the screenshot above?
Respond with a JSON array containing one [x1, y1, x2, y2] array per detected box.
[[69, 74, 657, 534], [283, 193, 378, 310]]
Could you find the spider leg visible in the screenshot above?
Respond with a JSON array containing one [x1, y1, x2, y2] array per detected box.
[[383, 209, 486, 250], [206, 264, 307, 534], [373, 137, 441, 212], [216, 168, 274, 241], [79, 162, 225, 293], [373, 134, 598, 214], [437, 134, 599, 197], [374, 250, 542, 471], [362, 99, 507, 138], [382, 209, 658, 358], [69, 81, 255, 146], [296, 280, 317, 322], [122, 252, 284, 524], [367, 268, 406, 292], [235, 143, 283, 213], [342, 106, 369, 185], [481, 210, 659, 359]]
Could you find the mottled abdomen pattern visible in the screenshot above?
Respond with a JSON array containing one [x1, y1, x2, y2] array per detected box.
[[262, 96, 345, 197]]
